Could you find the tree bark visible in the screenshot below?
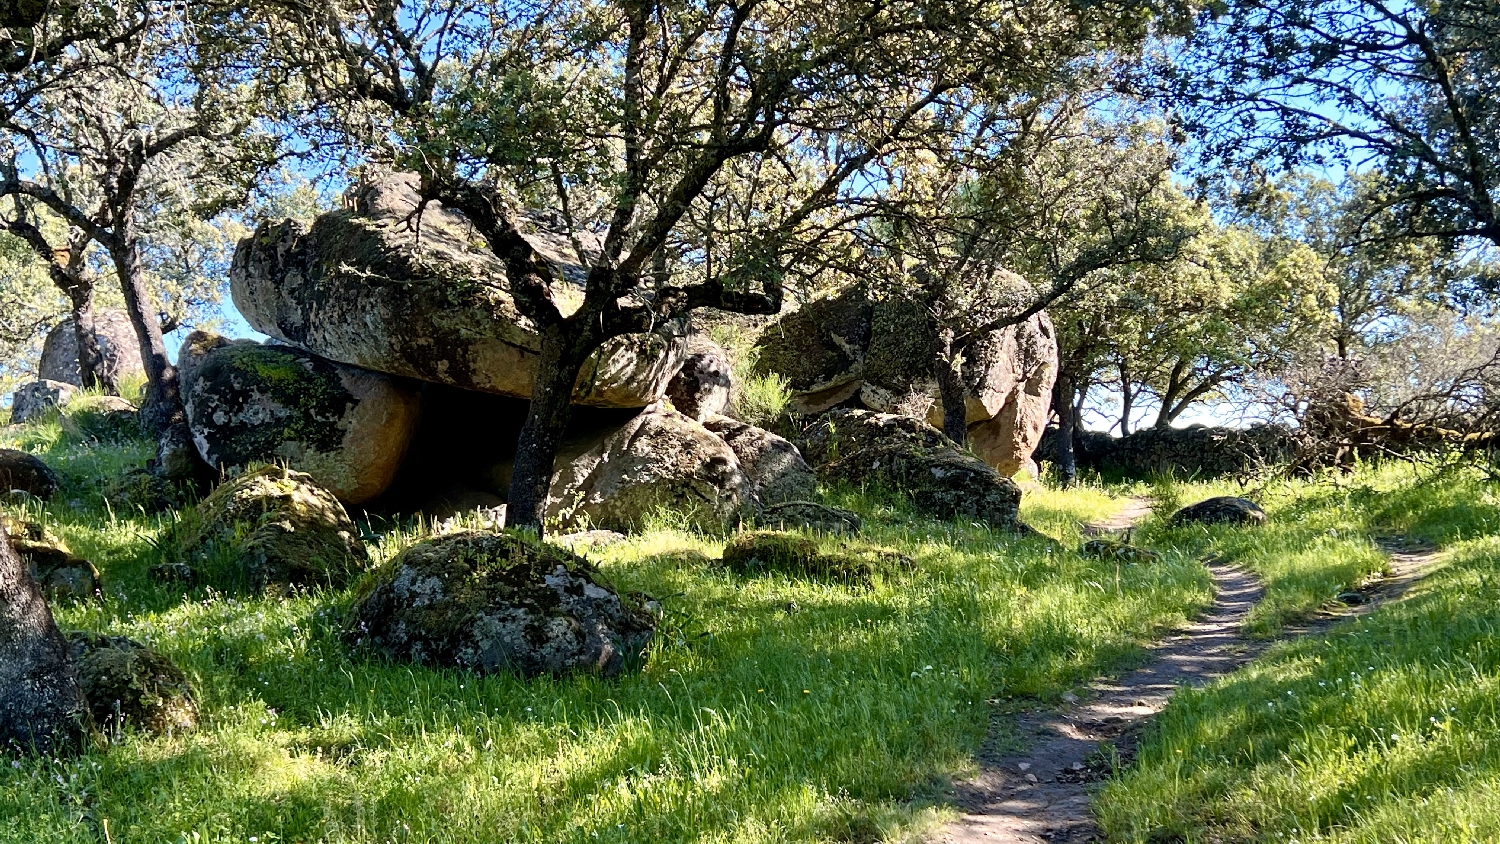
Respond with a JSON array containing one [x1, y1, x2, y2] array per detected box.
[[108, 232, 197, 479], [1054, 373, 1078, 488], [505, 322, 591, 537], [1118, 369, 1134, 437], [934, 330, 969, 445], [64, 284, 109, 393], [0, 522, 88, 756]]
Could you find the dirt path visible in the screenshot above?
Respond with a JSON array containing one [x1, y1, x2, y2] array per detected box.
[[933, 501, 1443, 844]]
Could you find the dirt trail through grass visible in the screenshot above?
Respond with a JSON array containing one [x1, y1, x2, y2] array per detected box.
[[933, 500, 1443, 844]]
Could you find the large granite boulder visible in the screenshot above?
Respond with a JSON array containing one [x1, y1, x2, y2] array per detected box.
[[799, 409, 1023, 530], [665, 337, 732, 421], [0, 523, 88, 756], [66, 633, 197, 736], [181, 338, 421, 505], [548, 406, 756, 532], [9, 379, 78, 424], [702, 415, 817, 506], [0, 517, 100, 602], [754, 286, 1057, 475], [231, 172, 684, 408], [37, 309, 146, 388], [170, 465, 367, 591], [346, 531, 655, 678], [0, 449, 59, 500]]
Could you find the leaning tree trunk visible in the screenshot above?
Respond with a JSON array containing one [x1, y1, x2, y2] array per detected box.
[[505, 323, 592, 537], [108, 233, 198, 480], [1054, 373, 1078, 488], [934, 330, 969, 445], [64, 284, 110, 394], [0, 522, 88, 756]]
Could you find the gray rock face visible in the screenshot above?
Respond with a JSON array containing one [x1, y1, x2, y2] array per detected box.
[[0, 449, 60, 500], [548, 406, 756, 532], [1170, 496, 1267, 527], [170, 465, 368, 591], [799, 409, 1023, 530], [756, 501, 862, 536], [10, 380, 79, 424], [665, 337, 732, 421], [181, 338, 422, 505], [754, 286, 1058, 475], [702, 414, 817, 506], [346, 531, 655, 678], [66, 633, 197, 736], [231, 172, 684, 407], [0, 523, 87, 756], [37, 309, 145, 388]]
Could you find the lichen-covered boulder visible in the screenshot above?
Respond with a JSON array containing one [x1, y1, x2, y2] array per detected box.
[[0, 523, 88, 756], [548, 406, 756, 532], [346, 531, 655, 678], [752, 288, 873, 414], [0, 517, 100, 601], [231, 172, 684, 407], [0, 449, 60, 500], [37, 310, 146, 388], [756, 501, 862, 536], [665, 337, 733, 421], [181, 339, 421, 505], [59, 395, 140, 443], [718, 531, 907, 585], [799, 409, 1024, 530], [702, 415, 816, 506], [9, 379, 79, 424], [1170, 496, 1267, 527], [171, 465, 368, 590], [65, 633, 197, 735]]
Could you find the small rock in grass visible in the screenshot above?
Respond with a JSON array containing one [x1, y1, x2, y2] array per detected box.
[[9, 380, 79, 425], [755, 501, 862, 536], [346, 531, 655, 679], [1170, 496, 1267, 527], [718, 530, 910, 586], [0, 516, 100, 601], [0, 449, 60, 501], [1078, 537, 1162, 565], [66, 633, 197, 736]]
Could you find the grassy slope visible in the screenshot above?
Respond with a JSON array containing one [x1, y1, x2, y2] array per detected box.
[[1098, 464, 1500, 843], [1, 424, 1220, 844]]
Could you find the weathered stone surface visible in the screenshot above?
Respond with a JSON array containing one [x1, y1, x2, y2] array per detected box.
[[548, 406, 755, 532], [60, 395, 140, 443], [665, 337, 732, 421], [182, 339, 421, 504], [702, 414, 816, 506], [231, 172, 684, 407], [1170, 496, 1267, 527], [0, 522, 88, 755], [799, 409, 1023, 530], [0, 517, 100, 602], [37, 309, 146, 388], [346, 531, 654, 678], [0, 449, 59, 500], [66, 633, 197, 735], [10, 379, 79, 424], [171, 465, 368, 590], [756, 501, 862, 536], [754, 286, 1058, 474]]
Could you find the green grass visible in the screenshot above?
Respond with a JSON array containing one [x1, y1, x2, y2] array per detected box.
[[0, 423, 1217, 844], [1098, 463, 1500, 843]]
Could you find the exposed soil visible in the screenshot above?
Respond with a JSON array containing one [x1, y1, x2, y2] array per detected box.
[[932, 500, 1444, 844]]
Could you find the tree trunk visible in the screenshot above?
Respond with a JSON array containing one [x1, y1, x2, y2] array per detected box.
[[505, 323, 591, 537], [109, 234, 197, 479], [1119, 373, 1134, 437], [0, 522, 88, 756], [934, 331, 969, 445], [64, 285, 110, 394], [1054, 373, 1077, 488]]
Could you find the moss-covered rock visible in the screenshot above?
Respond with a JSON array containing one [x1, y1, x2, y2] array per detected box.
[[718, 530, 905, 585], [1078, 537, 1163, 565], [65, 633, 197, 736], [755, 501, 862, 536], [0, 516, 100, 601], [751, 288, 873, 412], [105, 467, 194, 514], [170, 465, 367, 591], [798, 409, 1024, 530], [0, 449, 60, 500], [182, 339, 421, 504], [1170, 496, 1267, 527], [346, 531, 655, 679], [60, 395, 141, 443]]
